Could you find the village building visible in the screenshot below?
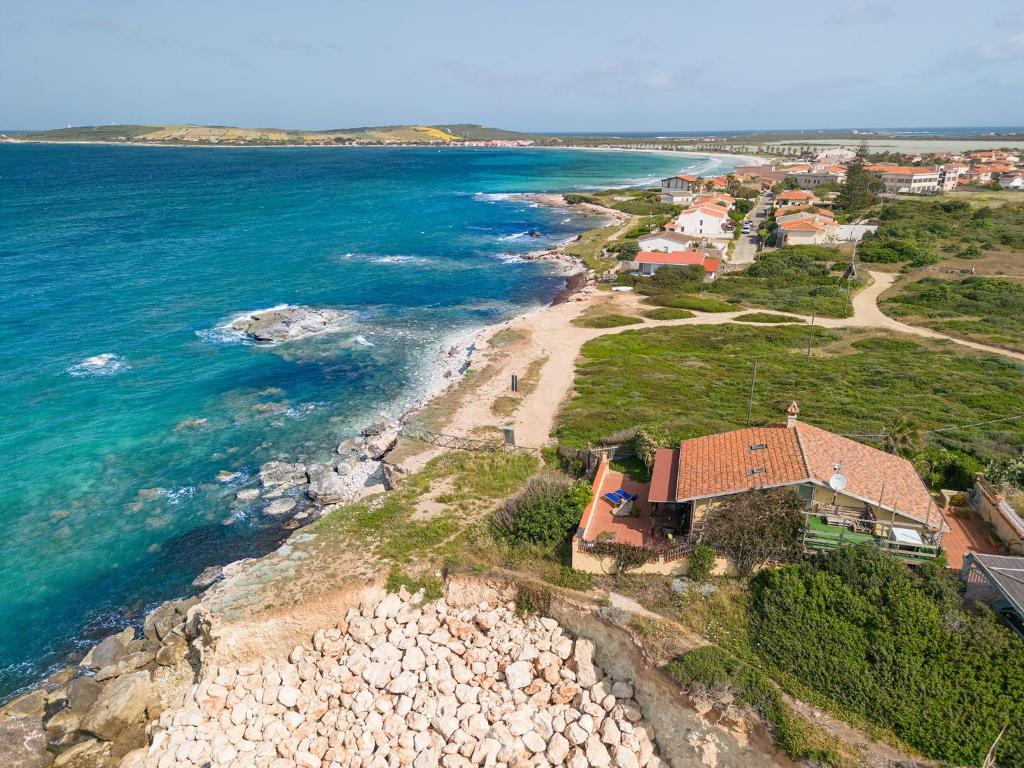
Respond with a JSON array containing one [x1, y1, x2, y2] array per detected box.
[[773, 189, 815, 207], [776, 217, 832, 245], [998, 170, 1024, 190], [626, 250, 721, 279], [572, 403, 946, 575], [784, 164, 847, 190], [659, 174, 701, 202], [936, 163, 968, 191], [865, 164, 940, 194], [732, 165, 786, 189], [668, 203, 730, 236]]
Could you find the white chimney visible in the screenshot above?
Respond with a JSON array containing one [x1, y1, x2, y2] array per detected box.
[[786, 401, 800, 429]]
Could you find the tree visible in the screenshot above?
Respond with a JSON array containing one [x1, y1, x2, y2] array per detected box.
[[836, 142, 882, 215], [631, 425, 670, 468], [699, 488, 804, 576], [779, 176, 800, 191], [882, 414, 921, 456], [616, 239, 640, 261]]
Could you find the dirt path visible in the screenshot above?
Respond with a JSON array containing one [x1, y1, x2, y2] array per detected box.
[[400, 270, 1024, 462]]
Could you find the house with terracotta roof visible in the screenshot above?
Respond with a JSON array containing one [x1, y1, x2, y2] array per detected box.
[[660, 174, 702, 203], [773, 189, 815, 207], [626, 251, 722, 279], [572, 403, 946, 575], [865, 164, 940, 194], [669, 203, 730, 236], [784, 164, 847, 190]]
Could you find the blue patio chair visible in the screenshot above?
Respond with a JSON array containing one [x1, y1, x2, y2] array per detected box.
[[603, 490, 627, 506], [615, 489, 638, 502]]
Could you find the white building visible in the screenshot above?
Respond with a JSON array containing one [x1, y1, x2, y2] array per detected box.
[[867, 165, 940, 194], [630, 251, 722, 279], [669, 204, 730, 236], [637, 231, 725, 254], [998, 171, 1024, 190]]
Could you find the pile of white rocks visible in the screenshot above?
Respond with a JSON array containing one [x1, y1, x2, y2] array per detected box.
[[127, 589, 664, 768]]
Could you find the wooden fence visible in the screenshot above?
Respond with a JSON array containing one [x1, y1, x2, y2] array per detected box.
[[398, 425, 538, 456]]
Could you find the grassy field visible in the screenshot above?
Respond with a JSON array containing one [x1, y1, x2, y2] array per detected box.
[[555, 324, 1024, 461], [570, 305, 644, 328], [731, 312, 802, 323], [881, 275, 1024, 353], [859, 197, 1024, 267], [642, 308, 695, 320], [708, 246, 860, 318], [642, 293, 737, 312]]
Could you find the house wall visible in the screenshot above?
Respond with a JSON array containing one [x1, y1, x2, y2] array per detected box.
[[672, 211, 725, 236], [970, 479, 1024, 553], [779, 228, 827, 246], [637, 236, 696, 253]]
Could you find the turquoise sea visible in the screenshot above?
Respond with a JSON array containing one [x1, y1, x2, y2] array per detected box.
[[0, 144, 730, 698]]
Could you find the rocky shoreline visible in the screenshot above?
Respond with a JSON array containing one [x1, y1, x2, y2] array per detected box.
[[228, 307, 351, 344], [1, 575, 782, 768]]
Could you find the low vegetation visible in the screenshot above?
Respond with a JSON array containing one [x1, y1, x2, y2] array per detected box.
[[570, 311, 644, 329], [731, 312, 801, 323], [881, 275, 1024, 353], [749, 546, 1024, 766], [708, 246, 860, 318], [556, 324, 1024, 467], [491, 473, 592, 546], [642, 307, 695, 320], [859, 198, 1024, 267], [643, 294, 736, 312]]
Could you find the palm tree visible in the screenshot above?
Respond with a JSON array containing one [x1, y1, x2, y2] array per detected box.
[[883, 414, 921, 456]]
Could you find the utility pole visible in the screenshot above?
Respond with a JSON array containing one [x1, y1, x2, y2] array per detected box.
[[747, 360, 758, 426], [806, 305, 817, 359]]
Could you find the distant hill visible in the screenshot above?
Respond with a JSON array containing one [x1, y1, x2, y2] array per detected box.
[[3, 123, 546, 146]]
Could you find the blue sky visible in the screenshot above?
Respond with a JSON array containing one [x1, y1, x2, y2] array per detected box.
[[3, 0, 1022, 131]]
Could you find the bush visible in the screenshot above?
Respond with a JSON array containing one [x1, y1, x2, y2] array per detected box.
[[687, 543, 716, 581], [650, 264, 705, 292], [646, 294, 736, 312], [571, 313, 643, 329], [616, 240, 640, 261], [914, 446, 983, 490], [700, 488, 804, 576], [631, 426, 670, 468], [748, 546, 1024, 766], [643, 308, 695, 320], [544, 565, 594, 591], [493, 474, 592, 546]]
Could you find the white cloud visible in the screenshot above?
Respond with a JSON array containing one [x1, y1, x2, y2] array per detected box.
[[978, 32, 1024, 61]]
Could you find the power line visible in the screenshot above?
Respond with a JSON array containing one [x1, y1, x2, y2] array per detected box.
[[923, 413, 1024, 435]]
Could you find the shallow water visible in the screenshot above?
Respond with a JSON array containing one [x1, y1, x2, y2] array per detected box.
[[0, 144, 730, 697]]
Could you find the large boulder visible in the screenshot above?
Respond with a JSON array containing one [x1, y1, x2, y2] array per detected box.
[[365, 431, 398, 460], [259, 461, 307, 489], [306, 466, 348, 505], [229, 306, 349, 343], [66, 677, 103, 716], [0, 716, 52, 768], [85, 634, 128, 671], [79, 671, 154, 742]]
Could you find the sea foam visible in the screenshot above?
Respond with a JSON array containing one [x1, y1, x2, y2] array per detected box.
[[66, 353, 130, 377]]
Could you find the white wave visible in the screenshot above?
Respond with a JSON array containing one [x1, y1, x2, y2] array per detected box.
[[66, 353, 130, 377], [162, 485, 197, 505], [370, 255, 431, 265], [561, 217, 571, 223], [497, 232, 530, 242], [353, 335, 375, 347], [285, 402, 323, 419], [472, 192, 518, 202], [194, 327, 253, 346], [498, 252, 527, 265]]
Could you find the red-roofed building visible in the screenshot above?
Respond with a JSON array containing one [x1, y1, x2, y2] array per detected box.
[[774, 189, 815, 206], [866, 165, 940, 194], [629, 250, 722, 279], [571, 403, 947, 575]]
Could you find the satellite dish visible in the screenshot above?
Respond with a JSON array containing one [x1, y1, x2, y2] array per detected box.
[[828, 473, 848, 493]]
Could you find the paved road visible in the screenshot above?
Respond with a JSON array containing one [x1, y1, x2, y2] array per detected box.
[[730, 195, 771, 265]]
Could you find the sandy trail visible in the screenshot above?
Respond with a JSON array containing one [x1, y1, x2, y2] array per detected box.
[[401, 270, 1024, 463]]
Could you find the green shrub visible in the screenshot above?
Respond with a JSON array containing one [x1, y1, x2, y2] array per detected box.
[[642, 308, 695, 320], [650, 264, 705, 292], [748, 546, 1024, 766], [731, 312, 800, 323], [687, 543, 716, 581], [544, 565, 594, 592], [646, 294, 736, 312], [514, 582, 552, 616], [384, 567, 444, 600], [616, 240, 640, 261], [571, 313, 643, 329], [493, 474, 592, 546], [913, 446, 983, 490], [667, 647, 840, 763]]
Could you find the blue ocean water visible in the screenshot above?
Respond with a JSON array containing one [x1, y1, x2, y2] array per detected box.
[[0, 144, 729, 698]]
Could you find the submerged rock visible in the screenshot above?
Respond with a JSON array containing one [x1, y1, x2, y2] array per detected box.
[[258, 461, 307, 489], [228, 306, 349, 343]]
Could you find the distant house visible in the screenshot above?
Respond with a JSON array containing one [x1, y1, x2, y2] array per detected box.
[[669, 203, 730, 236], [660, 174, 701, 202], [694, 192, 735, 209], [629, 250, 721, 279], [637, 231, 725, 254], [936, 163, 968, 191], [777, 217, 832, 245], [785, 164, 847, 190], [572, 403, 947, 575], [774, 189, 815, 207], [865, 164, 940, 194], [733, 165, 786, 189], [999, 171, 1024, 190]]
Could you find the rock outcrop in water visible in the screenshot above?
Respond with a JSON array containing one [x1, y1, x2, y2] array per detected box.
[[229, 307, 349, 344]]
